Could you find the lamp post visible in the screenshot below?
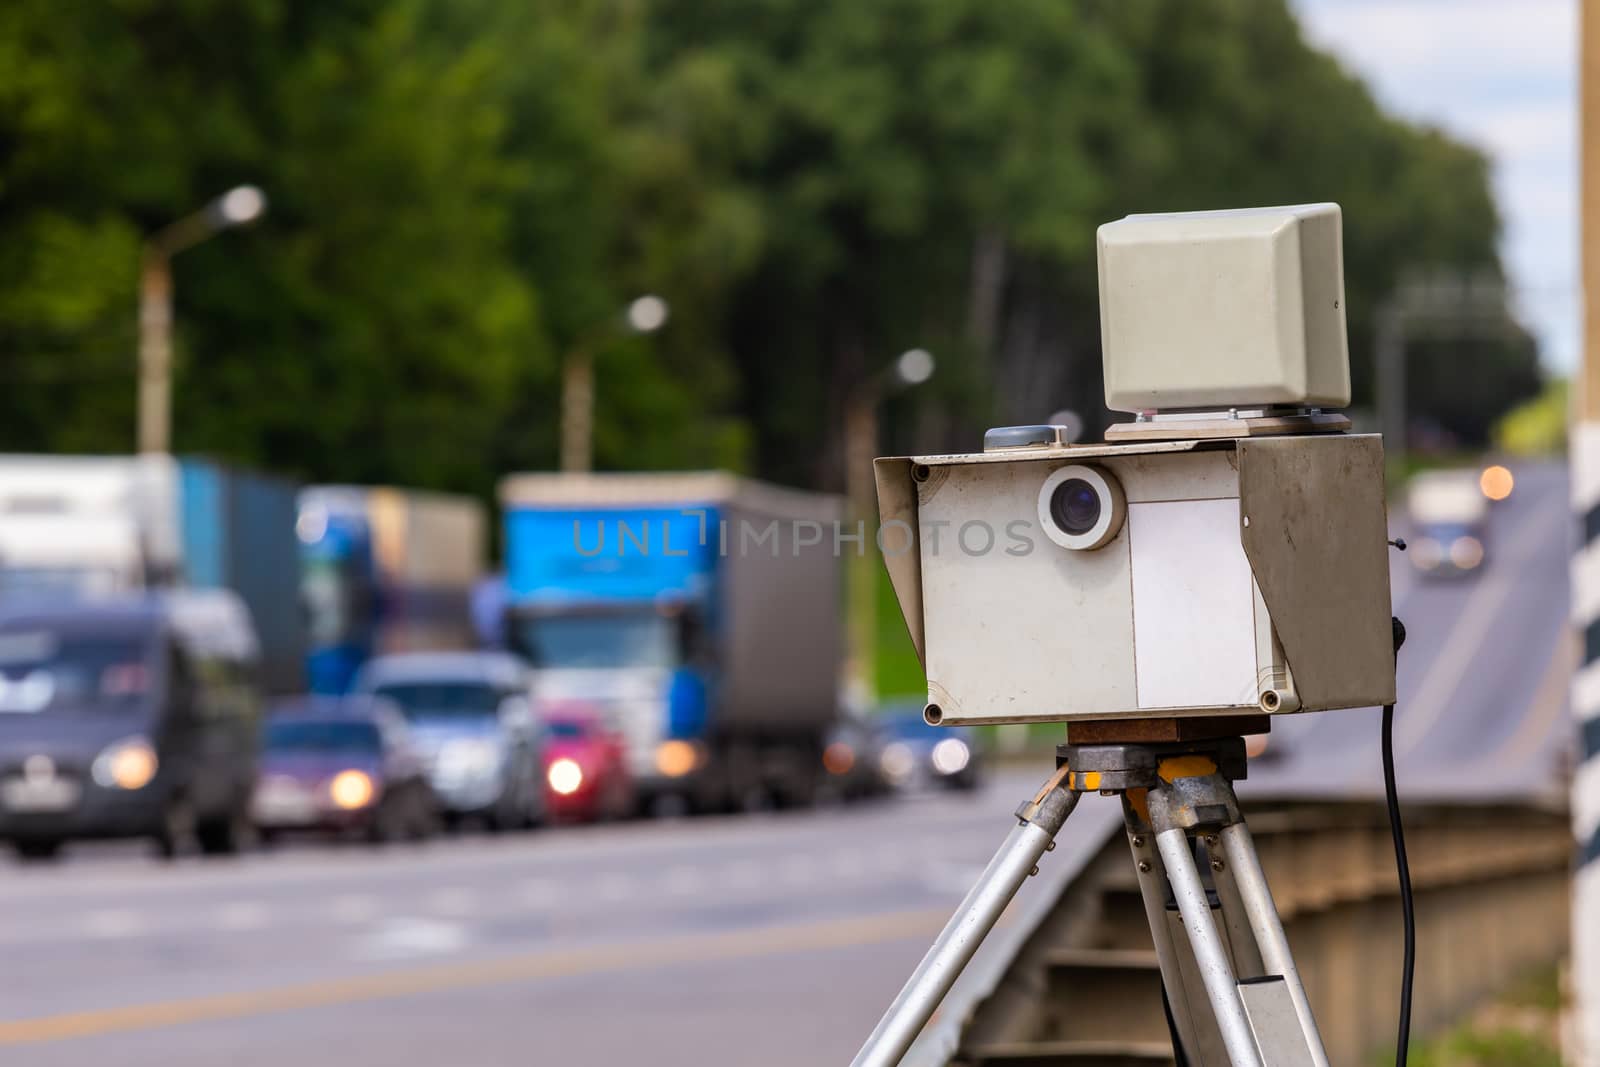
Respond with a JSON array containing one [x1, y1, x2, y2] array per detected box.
[[559, 295, 670, 473], [845, 348, 935, 701], [137, 185, 267, 455]]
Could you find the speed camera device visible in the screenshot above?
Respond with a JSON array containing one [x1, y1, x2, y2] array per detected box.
[[875, 203, 1395, 726]]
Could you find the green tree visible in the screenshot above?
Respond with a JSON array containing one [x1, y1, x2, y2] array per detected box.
[[0, 0, 1540, 498]]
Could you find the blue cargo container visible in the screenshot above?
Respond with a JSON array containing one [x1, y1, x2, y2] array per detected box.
[[498, 473, 842, 812], [297, 487, 485, 694]]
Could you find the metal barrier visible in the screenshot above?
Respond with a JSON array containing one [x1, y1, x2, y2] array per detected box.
[[915, 796, 1570, 1067]]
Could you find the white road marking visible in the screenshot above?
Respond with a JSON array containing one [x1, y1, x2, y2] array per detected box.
[[329, 894, 380, 922], [82, 909, 144, 939], [356, 917, 470, 961], [425, 887, 478, 916], [1395, 500, 1562, 757], [215, 900, 269, 932]]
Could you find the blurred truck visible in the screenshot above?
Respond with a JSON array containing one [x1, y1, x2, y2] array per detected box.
[[0, 454, 306, 692], [1406, 468, 1490, 579], [497, 472, 842, 813], [296, 487, 485, 694]]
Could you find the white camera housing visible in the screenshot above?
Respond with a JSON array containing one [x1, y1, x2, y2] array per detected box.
[[875, 202, 1393, 727], [875, 435, 1394, 725], [1098, 203, 1350, 414]]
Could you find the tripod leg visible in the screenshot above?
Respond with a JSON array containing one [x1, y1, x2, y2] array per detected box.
[[1156, 827, 1264, 1067], [850, 770, 1079, 1067], [1124, 800, 1214, 1061], [1205, 834, 1266, 980], [1218, 821, 1329, 1067]]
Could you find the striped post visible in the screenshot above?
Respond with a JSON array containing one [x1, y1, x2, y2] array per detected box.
[[1575, 428, 1600, 1063]]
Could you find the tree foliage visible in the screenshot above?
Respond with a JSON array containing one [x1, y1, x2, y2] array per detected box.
[[0, 0, 1540, 496]]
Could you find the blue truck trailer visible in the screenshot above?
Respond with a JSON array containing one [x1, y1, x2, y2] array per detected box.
[[296, 486, 486, 694], [0, 454, 307, 694], [497, 472, 843, 812]]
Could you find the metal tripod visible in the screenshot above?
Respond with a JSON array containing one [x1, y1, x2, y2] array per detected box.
[[851, 734, 1326, 1067]]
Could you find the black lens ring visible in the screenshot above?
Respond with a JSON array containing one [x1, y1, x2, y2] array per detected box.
[[1049, 478, 1103, 537]]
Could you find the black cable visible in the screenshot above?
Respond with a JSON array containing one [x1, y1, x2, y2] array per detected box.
[[1381, 701, 1414, 1067]]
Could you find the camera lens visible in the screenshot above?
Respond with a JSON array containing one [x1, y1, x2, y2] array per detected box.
[[1038, 465, 1123, 551], [1049, 479, 1102, 536]]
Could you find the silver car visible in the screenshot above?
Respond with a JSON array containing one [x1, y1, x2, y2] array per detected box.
[[352, 652, 543, 830]]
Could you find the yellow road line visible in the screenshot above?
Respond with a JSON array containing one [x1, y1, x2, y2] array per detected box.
[[0, 907, 956, 1046]]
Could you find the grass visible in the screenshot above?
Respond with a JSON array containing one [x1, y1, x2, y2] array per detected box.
[[873, 561, 925, 700], [1375, 966, 1564, 1067]]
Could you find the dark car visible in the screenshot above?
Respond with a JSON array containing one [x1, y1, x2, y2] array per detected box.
[[875, 706, 984, 792], [541, 705, 634, 822], [252, 698, 437, 843], [1408, 520, 1488, 579], [0, 593, 262, 860], [822, 711, 892, 801]]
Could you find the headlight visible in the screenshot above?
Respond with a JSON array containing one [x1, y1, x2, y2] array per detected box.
[[437, 738, 503, 779], [91, 736, 158, 790], [547, 757, 584, 796], [1411, 537, 1443, 569], [931, 737, 971, 776], [1449, 536, 1484, 570], [655, 740, 698, 778], [328, 769, 375, 810], [879, 743, 915, 784]]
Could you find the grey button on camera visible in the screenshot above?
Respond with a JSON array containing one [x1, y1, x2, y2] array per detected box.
[[983, 425, 1066, 453]]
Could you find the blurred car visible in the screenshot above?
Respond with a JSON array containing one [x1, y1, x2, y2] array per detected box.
[[822, 712, 891, 801], [0, 593, 262, 860], [875, 706, 984, 791], [353, 651, 544, 830], [540, 705, 634, 822], [1406, 469, 1489, 579], [253, 697, 437, 842]]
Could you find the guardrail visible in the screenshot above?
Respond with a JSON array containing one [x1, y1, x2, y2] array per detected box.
[[912, 794, 1570, 1067]]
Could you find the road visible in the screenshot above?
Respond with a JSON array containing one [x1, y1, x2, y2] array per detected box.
[[0, 773, 1112, 1066], [1255, 458, 1572, 800], [0, 460, 1572, 1067]]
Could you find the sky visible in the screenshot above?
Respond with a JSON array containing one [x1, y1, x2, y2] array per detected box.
[[1292, 0, 1577, 373]]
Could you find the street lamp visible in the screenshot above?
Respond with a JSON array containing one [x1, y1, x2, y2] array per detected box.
[[845, 349, 937, 701], [137, 185, 268, 454], [559, 295, 670, 473]]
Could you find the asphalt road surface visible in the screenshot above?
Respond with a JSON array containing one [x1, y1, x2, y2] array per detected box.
[[1255, 458, 1572, 800], [0, 460, 1572, 1067]]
